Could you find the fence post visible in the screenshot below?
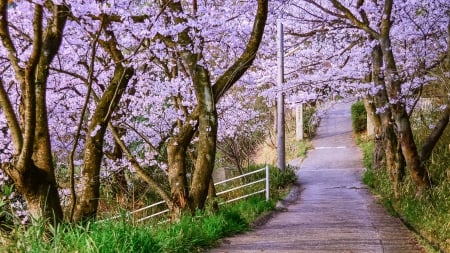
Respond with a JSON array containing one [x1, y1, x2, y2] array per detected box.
[[265, 165, 270, 201]]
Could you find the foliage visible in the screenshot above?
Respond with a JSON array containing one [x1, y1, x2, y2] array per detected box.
[[0, 183, 14, 231], [0, 182, 28, 229], [410, 99, 450, 184], [351, 101, 367, 133], [0, 197, 274, 253], [265, 0, 449, 195], [360, 140, 397, 215], [216, 104, 267, 174], [295, 140, 311, 159], [0, 0, 447, 240], [269, 166, 297, 192]]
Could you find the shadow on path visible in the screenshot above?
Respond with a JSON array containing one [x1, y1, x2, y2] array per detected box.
[[208, 101, 424, 253]]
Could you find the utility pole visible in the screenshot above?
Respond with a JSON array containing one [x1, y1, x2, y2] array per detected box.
[[277, 19, 286, 170]]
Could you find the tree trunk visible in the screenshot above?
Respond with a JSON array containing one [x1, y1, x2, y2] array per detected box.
[[4, 162, 62, 223], [26, 53, 64, 223], [207, 176, 219, 213], [394, 112, 430, 192], [0, 3, 68, 223], [378, 6, 431, 192], [73, 66, 133, 222], [162, 0, 268, 218], [383, 120, 405, 198], [371, 44, 405, 197], [26, 96, 64, 222], [167, 138, 190, 217], [363, 98, 385, 170], [189, 66, 218, 211]]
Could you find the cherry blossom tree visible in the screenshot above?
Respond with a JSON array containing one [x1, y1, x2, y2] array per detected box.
[[0, 0, 271, 224], [59, 0, 269, 219], [329, 0, 449, 194], [150, 0, 269, 215]]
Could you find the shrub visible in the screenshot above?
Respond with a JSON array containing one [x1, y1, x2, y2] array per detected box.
[[351, 101, 367, 133], [269, 165, 297, 191]]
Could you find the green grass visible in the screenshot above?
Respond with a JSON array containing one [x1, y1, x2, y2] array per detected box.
[[1, 197, 275, 253], [295, 140, 312, 159]]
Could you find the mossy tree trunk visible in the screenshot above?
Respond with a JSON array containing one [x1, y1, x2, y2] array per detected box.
[[0, 2, 68, 223], [371, 44, 405, 198], [73, 23, 134, 222], [378, 1, 430, 193]]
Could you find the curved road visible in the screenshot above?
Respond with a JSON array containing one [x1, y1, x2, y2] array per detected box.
[[209, 101, 424, 253]]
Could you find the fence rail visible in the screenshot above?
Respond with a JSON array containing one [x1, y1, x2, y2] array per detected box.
[[102, 165, 270, 223]]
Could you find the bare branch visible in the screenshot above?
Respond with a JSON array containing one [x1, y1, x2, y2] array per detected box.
[[0, 78, 22, 153], [419, 106, 450, 162], [108, 121, 175, 210]]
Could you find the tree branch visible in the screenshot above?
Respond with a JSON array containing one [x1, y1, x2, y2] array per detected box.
[[0, 0, 24, 83], [212, 0, 268, 102], [17, 4, 44, 168], [68, 15, 104, 222], [0, 78, 22, 153], [329, 0, 379, 38], [107, 122, 174, 210], [419, 106, 450, 162]]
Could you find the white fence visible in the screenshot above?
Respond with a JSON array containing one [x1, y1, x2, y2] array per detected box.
[[103, 165, 270, 223]]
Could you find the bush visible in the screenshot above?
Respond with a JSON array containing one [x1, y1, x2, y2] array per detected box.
[[351, 101, 367, 133], [269, 165, 297, 191]]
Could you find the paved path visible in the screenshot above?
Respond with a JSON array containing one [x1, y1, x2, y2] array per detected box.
[[208, 101, 424, 253]]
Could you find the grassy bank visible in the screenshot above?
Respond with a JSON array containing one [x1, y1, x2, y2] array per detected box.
[[1, 197, 273, 253], [1, 165, 297, 253], [360, 137, 450, 253]]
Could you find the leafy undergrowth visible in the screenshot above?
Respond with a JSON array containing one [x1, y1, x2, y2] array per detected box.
[[1, 197, 274, 253], [360, 138, 450, 253]]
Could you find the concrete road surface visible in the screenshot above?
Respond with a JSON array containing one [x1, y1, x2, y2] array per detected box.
[[208, 101, 424, 253]]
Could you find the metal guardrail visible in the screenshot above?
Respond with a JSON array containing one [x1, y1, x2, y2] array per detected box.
[[215, 166, 270, 205], [102, 165, 270, 223]]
